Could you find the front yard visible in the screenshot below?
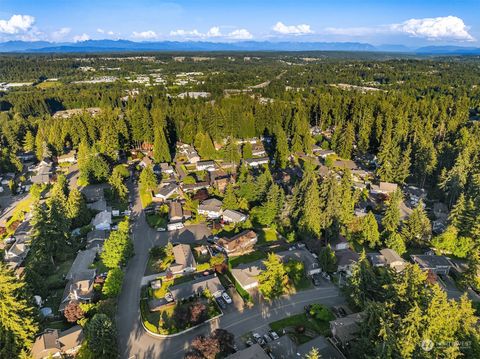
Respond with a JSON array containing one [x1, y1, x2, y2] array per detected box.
[[269, 305, 334, 344], [145, 246, 174, 275]]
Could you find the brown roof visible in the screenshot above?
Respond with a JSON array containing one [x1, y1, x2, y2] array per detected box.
[[218, 230, 257, 252]]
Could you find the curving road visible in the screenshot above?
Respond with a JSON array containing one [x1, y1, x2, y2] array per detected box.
[[117, 184, 345, 359]]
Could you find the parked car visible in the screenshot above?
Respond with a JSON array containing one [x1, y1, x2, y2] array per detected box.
[[3, 237, 15, 245], [263, 334, 272, 343], [252, 333, 265, 346], [311, 273, 322, 286], [216, 297, 227, 309], [269, 331, 280, 340], [222, 292, 232, 304], [332, 306, 347, 318], [157, 227, 166, 232], [246, 339, 254, 347]]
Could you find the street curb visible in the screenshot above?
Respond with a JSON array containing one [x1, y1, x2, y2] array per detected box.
[[141, 311, 223, 338]]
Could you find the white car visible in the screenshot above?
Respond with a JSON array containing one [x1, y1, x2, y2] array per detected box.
[[222, 292, 232, 304]]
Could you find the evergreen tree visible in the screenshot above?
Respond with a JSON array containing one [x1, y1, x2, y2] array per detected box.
[[242, 142, 253, 159], [257, 253, 289, 300], [222, 184, 238, 210], [318, 245, 337, 273], [361, 211, 380, 248], [385, 231, 406, 256], [382, 190, 402, 234], [0, 264, 38, 358], [401, 201, 431, 245], [292, 165, 321, 238], [109, 166, 129, 200], [139, 165, 157, 192], [67, 188, 90, 228], [274, 126, 289, 169], [153, 126, 171, 163], [23, 130, 35, 152], [85, 314, 118, 359]]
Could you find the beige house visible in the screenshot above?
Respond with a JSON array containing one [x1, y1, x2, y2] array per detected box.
[[31, 325, 84, 359]]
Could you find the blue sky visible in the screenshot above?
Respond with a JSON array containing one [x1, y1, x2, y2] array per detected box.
[[0, 0, 479, 46]]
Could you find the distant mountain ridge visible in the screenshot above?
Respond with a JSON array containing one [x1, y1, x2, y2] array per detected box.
[[0, 39, 479, 54]]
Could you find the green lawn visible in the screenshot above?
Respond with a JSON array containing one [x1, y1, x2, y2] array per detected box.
[[146, 213, 167, 229], [257, 228, 279, 244], [229, 251, 266, 268], [269, 311, 334, 343], [140, 189, 152, 208]]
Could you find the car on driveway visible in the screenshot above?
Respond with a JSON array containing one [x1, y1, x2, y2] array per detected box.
[[269, 330, 280, 340], [222, 292, 232, 304], [252, 333, 265, 346], [311, 273, 322, 286], [216, 297, 227, 309]]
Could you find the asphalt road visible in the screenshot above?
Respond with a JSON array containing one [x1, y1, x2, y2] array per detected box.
[[117, 184, 346, 359]]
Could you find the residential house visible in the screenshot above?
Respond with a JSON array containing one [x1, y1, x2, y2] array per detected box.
[[245, 157, 269, 167], [336, 249, 360, 276], [330, 235, 349, 251], [251, 143, 266, 157], [196, 160, 216, 171], [226, 343, 269, 359], [31, 173, 51, 184], [168, 274, 224, 301], [330, 312, 364, 348], [86, 198, 108, 212], [140, 156, 153, 168], [314, 149, 336, 159], [367, 252, 386, 268], [267, 334, 343, 359], [182, 181, 210, 193], [66, 248, 98, 280], [411, 254, 452, 275], [91, 210, 112, 230], [31, 326, 84, 359], [198, 198, 223, 219], [222, 209, 248, 224], [169, 244, 196, 274], [154, 182, 179, 200], [218, 230, 257, 255], [81, 184, 107, 203], [370, 182, 398, 195], [59, 270, 96, 311], [168, 202, 183, 222], [186, 149, 201, 164], [213, 177, 230, 193], [380, 248, 406, 272], [333, 160, 357, 170], [86, 229, 108, 250], [57, 151, 76, 164], [160, 162, 175, 175], [4, 239, 29, 269]]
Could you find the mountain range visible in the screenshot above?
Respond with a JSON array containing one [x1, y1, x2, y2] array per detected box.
[[0, 39, 479, 54]]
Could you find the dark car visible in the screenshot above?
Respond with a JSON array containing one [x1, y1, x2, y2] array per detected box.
[[312, 273, 322, 286], [216, 297, 227, 309]]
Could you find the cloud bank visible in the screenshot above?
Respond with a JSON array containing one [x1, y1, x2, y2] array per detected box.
[[0, 14, 35, 34], [169, 26, 252, 40], [132, 30, 158, 39], [272, 22, 313, 35]]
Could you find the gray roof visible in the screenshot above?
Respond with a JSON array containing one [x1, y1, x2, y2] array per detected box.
[[198, 198, 222, 212], [330, 312, 364, 345], [168, 274, 224, 301], [86, 229, 108, 243], [335, 249, 360, 267], [66, 249, 98, 280], [380, 248, 405, 265], [222, 209, 247, 222], [170, 244, 196, 273], [227, 343, 269, 359], [156, 182, 178, 198], [411, 255, 452, 269]]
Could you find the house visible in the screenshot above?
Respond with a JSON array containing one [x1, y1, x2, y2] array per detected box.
[[86, 229, 108, 249], [169, 202, 183, 222], [267, 334, 343, 359], [367, 252, 386, 267], [370, 182, 398, 195], [218, 230, 257, 254], [213, 177, 230, 193], [226, 343, 269, 359], [314, 149, 336, 159], [57, 150, 76, 164], [245, 157, 269, 167], [81, 184, 107, 203], [251, 143, 266, 157], [168, 274, 224, 301], [91, 210, 112, 230], [231, 249, 319, 290], [196, 160, 216, 171], [222, 209, 247, 224], [182, 181, 210, 193], [160, 162, 175, 175], [4, 239, 29, 269], [31, 173, 51, 184], [154, 182, 179, 200], [186, 150, 201, 164], [333, 159, 357, 170], [59, 270, 96, 311], [380, 248, 406, 272], [140, 156, 153, 168], [31, 325, 84, 359], [86, 198, 108, 212], [336, 249, 360, 275], [330, 235, 349, 251], [411, 254, 452, 275], [169, 244, 196, 274], [66, 248, 98, 280], [198, 198, 223, 219], [330, 312, 364, 348]]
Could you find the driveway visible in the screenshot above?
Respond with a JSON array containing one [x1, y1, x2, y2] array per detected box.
[[117, 184, 345, 359]]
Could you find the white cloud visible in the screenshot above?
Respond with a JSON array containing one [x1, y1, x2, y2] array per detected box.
[[227, 29, 253, 40], [0, 14, 35, 34], [206, 26, 222, 37], [391, 16, 474, 41], [97, 28, 115, 35], [73, 33, 90, 42], [272, 21, 313, 35], [324, 26, 381, 36], [170, 29, 203, 38], [51, 27, 71, 41], [132, 30, 158, 39]]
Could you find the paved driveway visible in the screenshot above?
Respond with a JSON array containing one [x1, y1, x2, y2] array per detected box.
[[117, 183, 345, 359]]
